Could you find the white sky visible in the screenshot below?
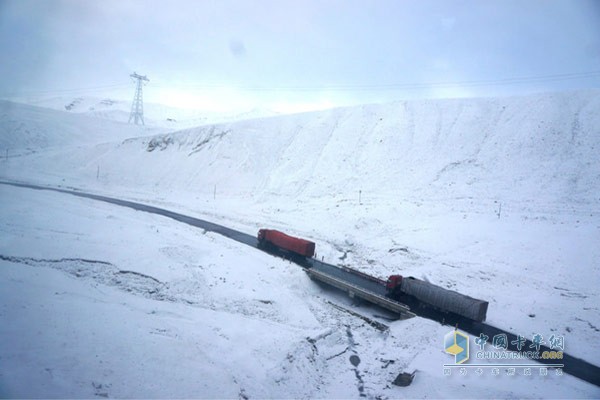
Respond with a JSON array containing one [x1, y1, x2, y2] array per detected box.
[[1, 0, 600, 113]]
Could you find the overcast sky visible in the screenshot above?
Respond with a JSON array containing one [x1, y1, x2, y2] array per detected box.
[[1, 0, 599, 113]]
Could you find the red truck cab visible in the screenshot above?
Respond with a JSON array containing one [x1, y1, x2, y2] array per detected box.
[[386, 274, 403, 294]]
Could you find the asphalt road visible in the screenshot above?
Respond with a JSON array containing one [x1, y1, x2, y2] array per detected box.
[[2, 180, 599, 388]]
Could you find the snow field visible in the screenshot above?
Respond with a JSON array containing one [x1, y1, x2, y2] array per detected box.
[[1, 90, 599, 397], [0, 186, 320, 397]]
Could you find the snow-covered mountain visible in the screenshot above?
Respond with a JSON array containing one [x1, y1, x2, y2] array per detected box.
[[5, 90, 599, 205], [0, 100, 170, 151], [1, 90, 599, 398], [9, 95, 280, 129]]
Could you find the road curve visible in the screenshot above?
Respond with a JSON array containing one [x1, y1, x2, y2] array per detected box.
[[1, 180, 599, 388]]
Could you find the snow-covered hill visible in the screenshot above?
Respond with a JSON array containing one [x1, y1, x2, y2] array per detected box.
[[1, 90, 599, 398], [0, 100, 168, 151], [5, 90, 599, 205], [9, 96, 280, 129]]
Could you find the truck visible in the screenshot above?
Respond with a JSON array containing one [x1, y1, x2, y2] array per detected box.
[[257, 229, 315, 258], [386, 275, 489, 322]]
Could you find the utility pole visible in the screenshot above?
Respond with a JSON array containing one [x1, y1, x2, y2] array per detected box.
[[128, 72, 149, 125]]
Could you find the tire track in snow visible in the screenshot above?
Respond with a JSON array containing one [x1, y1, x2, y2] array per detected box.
[[345, 326, 366, 397]]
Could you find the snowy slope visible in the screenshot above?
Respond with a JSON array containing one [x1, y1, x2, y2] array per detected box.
[[0, 100, 167, 151], [8, 90, 598, 203], [1, 90, 599, 397], [10, 96, 280, 129]]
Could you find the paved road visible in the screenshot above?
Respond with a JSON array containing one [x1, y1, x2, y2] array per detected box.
[[2, 180, 599, 388], [0, 180, 258, 246]]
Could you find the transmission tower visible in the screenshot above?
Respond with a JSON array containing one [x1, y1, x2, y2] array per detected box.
[[128, 72, 149, 125]]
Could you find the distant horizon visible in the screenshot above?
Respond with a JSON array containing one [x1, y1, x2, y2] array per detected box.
[[4, 86, 600, 117]]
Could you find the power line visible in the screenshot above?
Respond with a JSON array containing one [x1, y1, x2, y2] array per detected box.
[[0, 83, 131, 97], [152, 69, 600, 92], [1, 69, 599, 98]]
